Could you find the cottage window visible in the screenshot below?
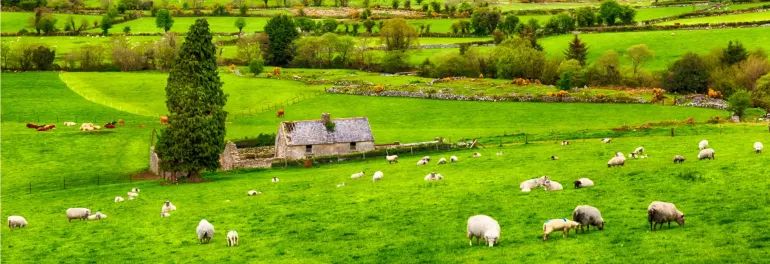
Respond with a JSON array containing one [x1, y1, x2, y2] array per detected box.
[[350, 142, 357, 150], [305, 145, 312, 154]]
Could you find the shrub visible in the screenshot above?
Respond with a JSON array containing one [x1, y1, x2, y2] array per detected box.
[[721, 41, 747, 66], [31, 45, 55, 70], [265, 15, 299, 66], [380, 18, 418, 51], [663, 52, 709, 94], [727, 90, 752, 118], [380, 51, 410, 73], [249, 59, 264, 75], [470, 7, 501, 36]]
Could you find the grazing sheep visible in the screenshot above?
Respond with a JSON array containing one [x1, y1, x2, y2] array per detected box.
[[63, 121, 76, 126], [561, 140, 570, 146], [66, 208, 91, 222], [466, 215, 501, 247], [698, 148, 715, 160], [601, 138, 612, 144], [573, 178, 594, 189], [543, 180, 563, 191], [161, 212, 171, 218], [472, 152, 482, 158], [114, 196, 125, 203], [416, 159, 428, 165], [196, 219, 215, 244], [351, 171, 364, 179], [227, 230, 239, 247], [131, 187, 140, 193], [161, 200, 177, 214], [424, 172, 444, 181], [437, 158, 447, 164], [608, 152, 626, 167], [372, 171, 384, 182], [271, 177, 280, 183], [87, 212, 107, 221], [8, 216, 28, 229], [386, 155, 399, 164], [754, 142, 764, 153], [648, 201, 685, 231], [247, 190, 261, 196], [543, 219, 581, 241], [630, 146, 645, 159], [520, 176, 549, 192], [698, 140, 709, 150], [127, 192, 139, 200], [673, 155, 686, 163], [550, 155, 559, 160], [450, 156, 458, 163], [572, 205, 605, 232]]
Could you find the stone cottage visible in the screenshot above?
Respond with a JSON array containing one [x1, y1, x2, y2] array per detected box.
[[275, 113, 375, 160]]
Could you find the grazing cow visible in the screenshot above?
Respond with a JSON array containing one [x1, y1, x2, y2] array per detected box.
[[160, 116, 169, 125], [277, 109, 285, 118]]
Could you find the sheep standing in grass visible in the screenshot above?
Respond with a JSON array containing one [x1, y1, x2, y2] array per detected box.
[[372, 171, 384, 182], [247, 190, 261, 196], [698, 140, 709, 150], [227, 230, 239, 247], [386, 155, 399, 164], [573, 178, 594, 189], [8, 216, 27, 229], [450, 156, 458, 163], [131, 187, 140, 193], [467, 215, 500, 247], [114, 196, 125, 203], [63, 121, 76, 126], [698, 148, 715, 160], [572, 205, 605, 232], [351, 171, 364, 179], [542, 219, 581, 241], [197, 219, 215, 244], [673, 155, 686, 163], [630, 146, 645, 159], [601, 138, 612, 144], [271, 177, 280, 183], [437, 158, 447, 164], [66, 208, 91, 222], [161, 200, 177, 214], [648, 201, 685, 231], [754, 142, 763, 153], [561, 140, 570, 145], [87, 212, 107, 220], [608, 152, 626, 167], [520, 176, 549, 192]]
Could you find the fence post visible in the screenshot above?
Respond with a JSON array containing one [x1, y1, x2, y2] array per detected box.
[[410, 146, 414, 155]]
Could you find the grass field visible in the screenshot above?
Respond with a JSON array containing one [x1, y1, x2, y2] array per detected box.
[[634, 5, 705, 21], [0, 12, 102, 33], [657, 10, 770, 25], [95, 16, 272, 34]]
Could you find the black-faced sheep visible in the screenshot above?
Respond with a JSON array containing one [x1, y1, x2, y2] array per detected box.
[[574, 178, 594, 188], [754, 142, 763, 153], [450, 156, 458, 162]]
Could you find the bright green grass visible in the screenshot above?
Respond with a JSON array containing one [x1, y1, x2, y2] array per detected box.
[[657, 10, 770, 25], [2, 128, 769, 262], [404, 15, 551, 33], [95, 16, 272, 34], [635, 5, 705, 21], [494, 1, 597, 11], [539, 27, 770, 71], [0, 12, 102, 33]]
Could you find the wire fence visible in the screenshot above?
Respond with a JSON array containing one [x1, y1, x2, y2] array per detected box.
[[227, 91, 325, 120]]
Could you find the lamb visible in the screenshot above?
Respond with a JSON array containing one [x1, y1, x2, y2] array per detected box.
[[63, 121, 76, 126], [466, 215, 500, 247], [630, 146, 645, 159], [543, 180, 563, 191], [698, 148, 715, 160], [472, 152, 482, 158], [673, 155, 686, 163], [416, 159, 428, 165], [66, 208, 91, 222], [601, 138, 612, 144], [87, 211, 107, 220], [247, 190, 261, 196], [227, 230, 239, 247], [648, 201, 685, 231], [372, 171, 384, 182], [114, 196, 125, 203], [698, 139, 709, 150], [8, 215, 27, 229], [607, 152, 626, 167], [754, 142, 764, 153], [437, 158, 447, 164], [80, 123, 97, 131], [386, 155, 399, 164], [572, 205, 605, 232], [196, 219, 215, 243], [550, 155, 559, 160], [450, 156, 458, 162], [542, 219, 581, 240], [351, 171, 365, 179], [573, 178, 594, 188], [127, 191, 139, 200], [271, 177, 280, 183], [520, 176, 549, 192], [161, 200, 177, 214], [424, 172, 444, 181], [561, 140, 570, 146]]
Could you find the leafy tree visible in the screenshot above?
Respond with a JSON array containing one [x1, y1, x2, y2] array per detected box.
[[237, 34, 262, 64], [391, 0, 398, 9], [362, 19, 375, 33], [544, 12, 575, 35], [727, 90, 752, 118], [100, 14, 113, 35], [663, 52, 709, 94], [575, 7, 596, 27], [234, 17, 246, 34], [429, 1, 440, 12], [153, 32, 180, 71], [721, 41, 747, 65], [380, 50, 410, 73], [31, 45, 55, 70], [498, 14, 519, 35], [37, 14, 58, 34], [598, 0, 621, 26], [564, 34, 588, 66], [380, 18, 418, 51], [296, 17, 316, 33], [626, 44, 653, 75], [320, 18, 338, 33], [156, 19, 228, 181], [753, 73, 770, 109], [249, 59, 264, 75], [155, 8, 174, 32], [618, 5, 635, 25], [470, 7, 501, 35], [239, 4, 248, 16], [494, 37, 546, 80], [557, 59, 585, 90], [264, 15, 299, 66]]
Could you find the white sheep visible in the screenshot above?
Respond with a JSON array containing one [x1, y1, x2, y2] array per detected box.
[[467, 215, 500, 247], [79, 123, 96, 131], [87, 211, 107, 220], [372, 171, 384, 182], [227, 230, 239, 247], [607, 155, 625, 167], [63, 121, 76, 126], [7, 215, 27, 229], [472, 152, 482, 158], [648, 201, 685, 231], [271, 177, 280, 183], [114, 196, 125, 203], [496, 151, 503, 156], [127, 191, 139, 200], [673, 155, 686, 163], [421, 156, 431, 162], [247, 190, 261, 196], [543, 218, 581, 240], [386, 155, 399, 164], [698, 139, 709, 150], [520, 176, 549, 192], [698, 148, 715, 160], [416, 159, 428, 165], [66, 208, 91, 222], [550, 155, 559, 160], [572, 205, 605, 232], [350, 171, 364, 179], [754, 142, 763, 153], [336, 182, 346, 188], [601, 138, 612, 144], [561, 140, 570, 146], [437, 158, 447, 164], [573, 178, 594, 188], [161, 212, 171, 218], [197, 219, 215, 243], [130, 187, 140, 193], [450, 156, 458, 162], [543, 180, 563, 191], [161, 200, 177, 214], [424, 172, 444, 181], [630, 146, 645, 159]]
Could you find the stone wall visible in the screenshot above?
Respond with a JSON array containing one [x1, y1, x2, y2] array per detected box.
[[282, 141, 375, 160], [219, 142, 273, 170]]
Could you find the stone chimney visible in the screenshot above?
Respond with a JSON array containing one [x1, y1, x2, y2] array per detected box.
[[321, 113, 331, 124]]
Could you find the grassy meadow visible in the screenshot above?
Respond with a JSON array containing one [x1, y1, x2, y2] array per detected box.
[[658, 10, 770, 25], [0, 12, 102, 33]]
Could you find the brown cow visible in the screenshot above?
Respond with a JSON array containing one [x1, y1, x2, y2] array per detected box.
[[160, 116, 169, 124], [272, 67, 281, 77], [276, 109, 285, 118], [36, 124, 55, 131]]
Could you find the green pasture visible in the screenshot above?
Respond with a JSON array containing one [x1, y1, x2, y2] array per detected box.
[[635, 5, 705, 21], [1, 12, 102, 33], [93, 16, 272, 34], [658, 10, 770, 25]]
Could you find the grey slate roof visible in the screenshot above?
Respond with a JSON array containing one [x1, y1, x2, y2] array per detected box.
[[281, 117, 374, 146]]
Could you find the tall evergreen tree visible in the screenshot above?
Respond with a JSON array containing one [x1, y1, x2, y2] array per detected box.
[[721, 41, 747, 66], [156, 19, 228, 181], [564, 35, 588, 66], [264, 15, 299, 66]]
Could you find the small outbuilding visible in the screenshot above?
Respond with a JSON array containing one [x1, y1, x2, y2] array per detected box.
[[275, 113, 375, 160]]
